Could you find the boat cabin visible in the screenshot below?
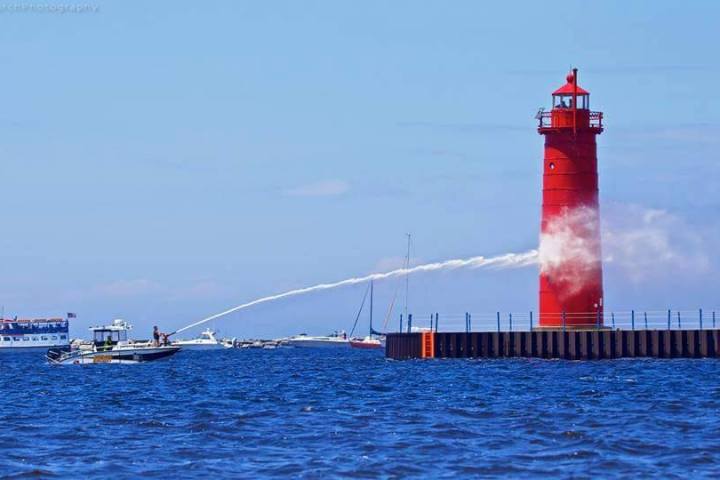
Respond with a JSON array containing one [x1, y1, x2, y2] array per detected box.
[[90, 319, 131, 347]]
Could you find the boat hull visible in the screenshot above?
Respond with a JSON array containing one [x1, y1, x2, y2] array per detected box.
[[286, 339, 350, 348], [49, 346, 180, 365], [350, 340, 383, 350], [0, 345, 67, 353], [173, 343, 224, 351]]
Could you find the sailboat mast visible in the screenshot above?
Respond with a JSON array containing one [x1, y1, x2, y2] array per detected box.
[[404, 233, 411, 320], [369, 280, 374, 335]]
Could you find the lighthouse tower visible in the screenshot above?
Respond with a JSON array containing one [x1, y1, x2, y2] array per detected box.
[[537, 69, 604, 328]]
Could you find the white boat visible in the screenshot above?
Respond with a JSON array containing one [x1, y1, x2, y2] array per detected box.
[[172, 328, 224, 350], [286, 331, 350, 348], [350, 335, 385, 349], [0, 316, 70, 352], [47, 319, 179, 365]]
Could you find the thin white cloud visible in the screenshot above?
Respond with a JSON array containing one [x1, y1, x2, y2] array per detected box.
[[93, 279, 165, 297], [614, 124, 720, 145], [170, 280, 234, 301], [284, 179, 350, 197], [64, 278, 234, 303]]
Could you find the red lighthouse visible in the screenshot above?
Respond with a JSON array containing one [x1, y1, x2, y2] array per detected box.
[[537, 69, 604, 328]]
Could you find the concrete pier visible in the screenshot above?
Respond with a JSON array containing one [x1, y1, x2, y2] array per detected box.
[[385, 330, 720, 360]]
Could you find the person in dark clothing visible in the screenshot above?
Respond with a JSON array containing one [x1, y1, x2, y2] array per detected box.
[[153, 326, 160, 346]]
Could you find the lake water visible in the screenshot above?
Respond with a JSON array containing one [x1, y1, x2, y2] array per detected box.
[[2, 349, 719, 478]]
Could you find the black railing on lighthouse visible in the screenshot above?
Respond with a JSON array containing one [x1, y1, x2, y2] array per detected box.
[[396, 309, 720, 333]]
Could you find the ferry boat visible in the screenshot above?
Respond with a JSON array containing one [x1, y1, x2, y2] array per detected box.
[[286, 331, 350, 348], [172, 328, 224, 350], [0, 317, 70, 351], [47, 319, 179, 365]]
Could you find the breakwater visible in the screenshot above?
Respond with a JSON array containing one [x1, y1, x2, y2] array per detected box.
[[386, 329, 720, 360]]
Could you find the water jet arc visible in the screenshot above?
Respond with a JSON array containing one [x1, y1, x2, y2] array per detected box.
[[170, 250, 538, 336]]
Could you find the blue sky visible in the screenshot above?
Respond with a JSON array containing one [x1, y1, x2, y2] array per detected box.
[[1, 1, 718, 338]]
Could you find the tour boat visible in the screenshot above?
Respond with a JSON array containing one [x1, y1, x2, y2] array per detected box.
[[172, 328, 224, 350], [0, 317, 70, 351], [47, 319, 179, 365]]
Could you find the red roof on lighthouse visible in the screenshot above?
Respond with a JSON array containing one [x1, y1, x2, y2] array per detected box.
[[552, 71, 589, 95]]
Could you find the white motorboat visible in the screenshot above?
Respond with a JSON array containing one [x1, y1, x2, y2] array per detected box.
[[47, 319, 179, 365], [172, 328, 224, 350], [286, 331, 350, 348]]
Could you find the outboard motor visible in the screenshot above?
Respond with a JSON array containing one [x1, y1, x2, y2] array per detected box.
[[47, 345, 71, 362]]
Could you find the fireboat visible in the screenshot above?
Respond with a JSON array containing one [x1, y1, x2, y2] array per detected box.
[[47, 319, 179, 365]]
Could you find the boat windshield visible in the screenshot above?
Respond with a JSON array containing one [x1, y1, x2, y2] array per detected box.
[[93, 329, 127, 343]]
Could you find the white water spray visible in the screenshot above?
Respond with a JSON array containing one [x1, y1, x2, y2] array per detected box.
[[172, 250, 539, 335]]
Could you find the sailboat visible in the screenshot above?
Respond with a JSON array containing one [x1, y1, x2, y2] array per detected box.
[[350, 280, 385, 350]]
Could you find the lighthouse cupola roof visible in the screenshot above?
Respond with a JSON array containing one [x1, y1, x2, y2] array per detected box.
[[552, 71, 589, 96], [549, 69, 591, 111]]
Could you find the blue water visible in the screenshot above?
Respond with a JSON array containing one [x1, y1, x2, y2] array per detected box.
[[2, 349, 719, 478]]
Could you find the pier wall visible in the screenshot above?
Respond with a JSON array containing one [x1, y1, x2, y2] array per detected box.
[[385, 330, 720, 360]]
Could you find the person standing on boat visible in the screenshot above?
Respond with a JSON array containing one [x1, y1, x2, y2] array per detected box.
[[153, 326, 160, 346]]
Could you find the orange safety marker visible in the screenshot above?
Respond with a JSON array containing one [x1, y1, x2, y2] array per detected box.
[[420, 331, 435, 358]]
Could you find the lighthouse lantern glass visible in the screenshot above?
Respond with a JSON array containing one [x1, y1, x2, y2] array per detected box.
[[553, 94, 588, 110]]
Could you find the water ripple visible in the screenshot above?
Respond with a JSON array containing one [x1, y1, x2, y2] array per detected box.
[[1, 350, 719, 478]]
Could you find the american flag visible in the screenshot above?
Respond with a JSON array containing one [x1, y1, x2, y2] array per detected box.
[[67, 312, 77, 318]]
